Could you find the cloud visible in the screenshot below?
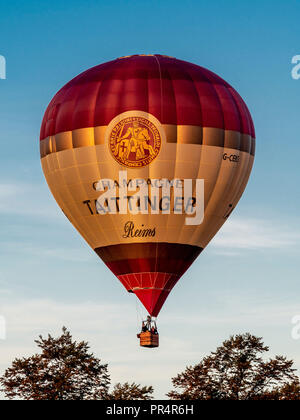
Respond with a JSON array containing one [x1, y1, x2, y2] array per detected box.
[[0, 182, 92, 263], [210, 217, 300, 252], [0, 241, 92, 262], [0, 182, 61, 220], [164, 294, 300, 329]]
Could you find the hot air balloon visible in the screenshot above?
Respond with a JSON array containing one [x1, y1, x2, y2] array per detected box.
[[40, 55, 255, 348]]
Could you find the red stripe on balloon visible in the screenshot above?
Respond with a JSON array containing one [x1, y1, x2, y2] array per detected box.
[[105, 256, 199, 277], [40, 55, 255, 140], [117, 272, 180, 316]]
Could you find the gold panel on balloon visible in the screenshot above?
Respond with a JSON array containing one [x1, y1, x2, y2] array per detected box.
[[41, 129, 253, 252]]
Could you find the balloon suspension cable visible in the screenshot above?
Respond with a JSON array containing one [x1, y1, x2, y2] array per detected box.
[[135, 294, 144, 326]]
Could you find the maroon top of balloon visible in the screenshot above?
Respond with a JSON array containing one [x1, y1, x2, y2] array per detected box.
[[40, 54, 255, 140]]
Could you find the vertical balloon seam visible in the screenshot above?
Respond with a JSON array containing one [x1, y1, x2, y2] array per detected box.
[[213, 84, 244, 218], [175, 63, 204, 247], [197, 75, 234, 225], [194, 66, 226, 235], [153, 55, 166, 313], [159, 57, 181, 312], [224, 87, 255, 215], [151, 56, 160, 300]]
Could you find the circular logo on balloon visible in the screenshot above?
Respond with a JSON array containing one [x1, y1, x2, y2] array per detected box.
[[108, 114, 162, 168]]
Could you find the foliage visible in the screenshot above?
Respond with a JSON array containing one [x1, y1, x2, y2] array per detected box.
[[0, 327, 110, 400], [167, 333, 299, 400], [109, 382, 154, 400]]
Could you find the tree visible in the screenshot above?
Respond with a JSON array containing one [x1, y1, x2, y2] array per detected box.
[[0, 327, 110, 400], [167, 333, 300, 400], [256, 381, 300, 400], [109, 382, 154, 400], [276, 381, 300, 400]]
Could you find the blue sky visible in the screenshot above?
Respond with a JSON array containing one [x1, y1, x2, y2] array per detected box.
[[0, 0, 300, 398]]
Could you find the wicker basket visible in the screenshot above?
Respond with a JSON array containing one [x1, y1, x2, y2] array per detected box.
[[139, 331, 159, 348]]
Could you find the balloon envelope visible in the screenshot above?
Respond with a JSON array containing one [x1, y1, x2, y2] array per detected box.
[[40, 55, 255, 316]]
